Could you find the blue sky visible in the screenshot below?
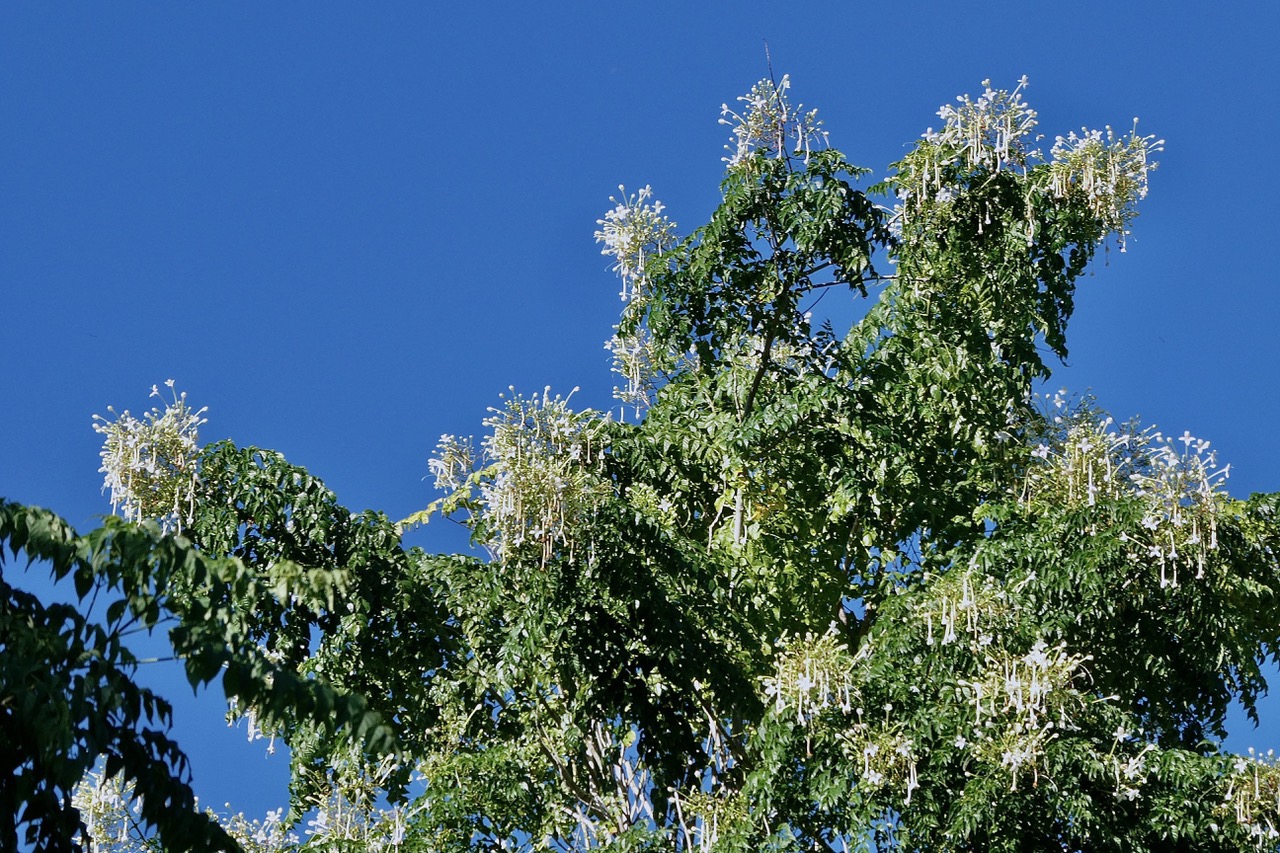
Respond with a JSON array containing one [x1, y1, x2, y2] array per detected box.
[[3, 1, 1278, 828]]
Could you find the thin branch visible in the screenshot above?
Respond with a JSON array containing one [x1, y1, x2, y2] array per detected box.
[[741, 330, 775, 423]]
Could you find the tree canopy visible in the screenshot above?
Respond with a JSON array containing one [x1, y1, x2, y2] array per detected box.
[[6, 75, 1280, 851]]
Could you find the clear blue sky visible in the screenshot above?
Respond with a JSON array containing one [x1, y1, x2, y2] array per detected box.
[[3, 0, 1278, 827]]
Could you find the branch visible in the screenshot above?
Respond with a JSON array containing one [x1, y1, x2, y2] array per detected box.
[[741, 329, 775, 424]]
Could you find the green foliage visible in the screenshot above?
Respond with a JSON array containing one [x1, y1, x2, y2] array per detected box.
[[186, 441, 454, 810], [0, 500, 397, 851], [1, 502, 235, 852]]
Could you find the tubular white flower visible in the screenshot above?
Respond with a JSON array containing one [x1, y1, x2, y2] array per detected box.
[[763, 629, 856, 725]]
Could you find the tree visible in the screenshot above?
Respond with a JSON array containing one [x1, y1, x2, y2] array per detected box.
[[10, 75, 1280, 850]]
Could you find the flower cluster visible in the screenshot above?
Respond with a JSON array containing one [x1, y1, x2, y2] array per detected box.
[[71, 764, 306, 852], [1126, 427, 1228, 586], [961, 640, 1092, 791], [907, 564, 1092, 791], [475, 387, 610, 564], [1110, 741, 1156, 803], [71, 765, 136, 850], [1025, 394, 1229, 588], [671, 787, 749, 853], [763, 631, 920, 802], [763, 629, 858, 725], [1049, 122, 1163, 249], [603, 329, 660, 416], [1025, 392, 1134, 508], [594, 184, 675, 306], [427, 432, 475, 494], [925, 76, 1039, 175], [71, 751, 415, 852], [843, 726, 919, 801], [215, 807, 301, 853], [910, 558, 1029, 660], [1222, 748, 1280, 849], [92, 380, 206, 532], [919, 569, 985, 648], [297, 750, 413, 851], [226, 695, 279, 756], [894, 76, 1039, 220], [718, 74, 828, 166], [625, 480, 677, 530]]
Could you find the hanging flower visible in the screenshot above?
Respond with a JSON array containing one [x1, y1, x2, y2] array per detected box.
[[467, 387, 611, 564], [1048, 121, 1163, 249]]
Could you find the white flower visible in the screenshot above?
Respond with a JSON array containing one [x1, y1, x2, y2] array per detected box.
[[1027, 640, 1051, 666], [307, 808, 330, 836]]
